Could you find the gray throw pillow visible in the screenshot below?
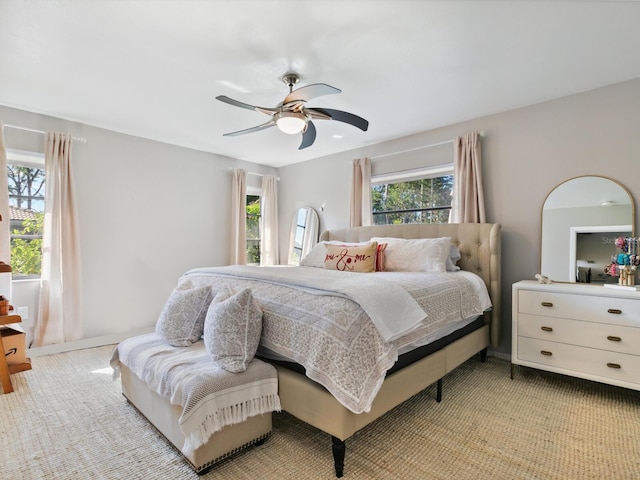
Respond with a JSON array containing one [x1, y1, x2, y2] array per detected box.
[[204, 286, 263, 373], [155, 286, 214, 347]]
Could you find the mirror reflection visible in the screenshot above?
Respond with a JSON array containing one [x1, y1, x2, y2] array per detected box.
[[541, 176, 634, 283], [288, 207, 319, 266]]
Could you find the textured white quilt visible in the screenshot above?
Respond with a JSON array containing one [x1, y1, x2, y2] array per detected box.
[[180, 266, 491, 414]]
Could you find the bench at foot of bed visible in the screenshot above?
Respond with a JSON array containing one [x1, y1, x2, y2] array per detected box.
[[119, 362, 274, 473]]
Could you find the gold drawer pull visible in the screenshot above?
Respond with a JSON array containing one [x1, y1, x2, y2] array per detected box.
[[607, 308, 622, 315], [607, 336, 622, 342], [541, 302, 553, 307], [540, 350, 553, 356], [607, 363, 621, 369], [541, 326, 553, 332]]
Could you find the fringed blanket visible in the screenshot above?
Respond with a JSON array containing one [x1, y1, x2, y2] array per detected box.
[[110, 333, 281, 455]]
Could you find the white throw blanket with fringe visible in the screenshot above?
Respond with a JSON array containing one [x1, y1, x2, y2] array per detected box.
[[110, 333, 281, 455]]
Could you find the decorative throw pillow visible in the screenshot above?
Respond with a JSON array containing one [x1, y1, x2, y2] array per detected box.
[[302, 240, 386, 270], [370, 237, 452, 273], [323, 241, 378, 272], [155, 286, 214, 347], [203, 286, 263, 373], [375, 242, 388, 272]]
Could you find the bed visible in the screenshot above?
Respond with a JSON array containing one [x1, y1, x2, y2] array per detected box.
[[115, 222, 500, 476], [276, 223, 500, 477]]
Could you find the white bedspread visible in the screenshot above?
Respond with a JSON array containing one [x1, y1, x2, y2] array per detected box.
[[110, 333, 281, 455], [186, 265, 427, 341], [180, 266, 491, 414]]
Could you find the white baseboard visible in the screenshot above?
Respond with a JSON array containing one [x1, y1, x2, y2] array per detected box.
[[27, 327, 154, 357]]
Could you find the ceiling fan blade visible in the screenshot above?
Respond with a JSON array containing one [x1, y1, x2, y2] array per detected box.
[[222, 120, 276, 137], [216, 95, 258, 111], [299, 121, 317, 150], [310, 108, 369, 131], [284, 83, 341, 104], [216, 95, 278, 115]]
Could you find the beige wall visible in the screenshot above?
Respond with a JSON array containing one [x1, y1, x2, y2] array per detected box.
[[1, 105, 275, 347], [278, 78, 640, 355]]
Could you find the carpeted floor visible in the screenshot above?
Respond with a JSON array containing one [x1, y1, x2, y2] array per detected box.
[[1, 345, 639, 479]]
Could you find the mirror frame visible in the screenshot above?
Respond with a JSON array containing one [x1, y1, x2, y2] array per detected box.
[[288, 207, 320, 266], [540, 175, 635, 283]]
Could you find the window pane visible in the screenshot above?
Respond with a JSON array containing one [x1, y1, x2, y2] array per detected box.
[[372, 175, 452, 225], [246, 195, 261, 264], [7, 164, 45, 276]]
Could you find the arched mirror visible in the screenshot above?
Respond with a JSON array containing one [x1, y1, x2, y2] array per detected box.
[[541, 176, 634, 283], [288, 207, 320, 266]]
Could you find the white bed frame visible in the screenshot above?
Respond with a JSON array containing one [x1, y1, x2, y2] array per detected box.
[[273, 223, 501, 477]]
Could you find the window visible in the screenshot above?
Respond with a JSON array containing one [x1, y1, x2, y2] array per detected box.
[[6, 150, 45, 277], [246, 194, 261, 265], [371, 164, 453, 225]]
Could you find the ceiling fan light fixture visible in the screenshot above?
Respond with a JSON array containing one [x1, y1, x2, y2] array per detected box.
[[276, 112, 307, 134]]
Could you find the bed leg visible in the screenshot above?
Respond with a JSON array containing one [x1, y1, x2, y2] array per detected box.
[[331, 436, 345, 478], [480, 347, 488, 363], [436, 378, 442, 402]]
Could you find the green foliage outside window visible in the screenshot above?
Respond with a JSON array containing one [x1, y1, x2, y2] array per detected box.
[[11, 213, 44, 276], [372, 176, 453, 225], [246, 196, 261, 264]]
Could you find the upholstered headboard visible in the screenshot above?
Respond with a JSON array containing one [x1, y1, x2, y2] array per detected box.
[[319, 223, 502, 347]]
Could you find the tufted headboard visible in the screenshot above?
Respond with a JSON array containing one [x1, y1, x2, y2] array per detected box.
[[320, 223, 502, 347]]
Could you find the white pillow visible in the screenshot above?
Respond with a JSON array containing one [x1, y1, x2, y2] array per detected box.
[[300, 241, 328, 267], [370, 236, 452, 273], [203, 286, 263, 373], [155, 286, 214, 347], [447, 245, 461, 271]]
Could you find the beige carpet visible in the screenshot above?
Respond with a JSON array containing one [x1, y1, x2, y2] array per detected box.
[[1, 345, 639, 479]]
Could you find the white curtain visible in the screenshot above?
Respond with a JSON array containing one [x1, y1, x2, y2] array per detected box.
[[0, 123, 10, 269], [349, 157, 373, 227], [450, 131, 486, 224], [230, 168, 247, 265], [34, 132, 82, 346], [260, 174, 279, 266]]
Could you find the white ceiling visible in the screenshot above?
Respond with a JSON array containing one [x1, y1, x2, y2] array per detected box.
[[1, 0, 639, 168]]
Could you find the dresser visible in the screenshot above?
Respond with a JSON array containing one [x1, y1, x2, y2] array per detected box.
[[512, 280, 640, 390]]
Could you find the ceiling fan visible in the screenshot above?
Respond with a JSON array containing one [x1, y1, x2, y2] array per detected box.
[[215, 73, 369, 150]]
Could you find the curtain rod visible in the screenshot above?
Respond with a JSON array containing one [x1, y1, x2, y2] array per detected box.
[[3, 124, 87, 143], [231, 168, 280, 181], [370, 140, 453, 160], [370, 131, 485, 160]]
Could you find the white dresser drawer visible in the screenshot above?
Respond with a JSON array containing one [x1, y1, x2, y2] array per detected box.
[[517, 337, 640, 386], [518, 313, 640, 355], [518, 290, 640, 327]]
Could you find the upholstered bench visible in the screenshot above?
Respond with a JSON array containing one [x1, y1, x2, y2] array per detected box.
[[111, 334, 280, 474]]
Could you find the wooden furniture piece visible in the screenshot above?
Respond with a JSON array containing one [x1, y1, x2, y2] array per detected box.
[[0, 313, 32, 394], [512, 280, 640, 390]]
